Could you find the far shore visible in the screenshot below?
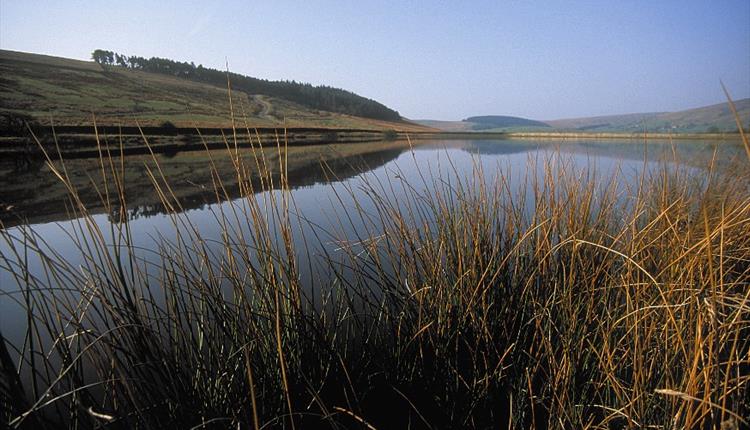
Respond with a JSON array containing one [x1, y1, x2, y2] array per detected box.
[[422, 130, 745, 141], [0, 125, 744, 160]]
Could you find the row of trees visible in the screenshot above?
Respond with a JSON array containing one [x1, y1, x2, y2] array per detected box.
[[93, 50, 190, 71], [91, 49, 401, 121]]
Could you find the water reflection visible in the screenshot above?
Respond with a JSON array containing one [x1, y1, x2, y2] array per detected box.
[[0, 138, 745, 348], [0, 141, 410, 227], [3, 138, 741, 227]]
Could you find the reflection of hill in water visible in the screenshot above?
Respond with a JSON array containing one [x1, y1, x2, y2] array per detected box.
[[113, 148, 405, 223], [407, 139, 539, 156], [554, 140, 746, 169], [0, 145, 407, 228], [2, 138, 744, 228], [457, 139, 541, 156], [449, 138, 743, 169]]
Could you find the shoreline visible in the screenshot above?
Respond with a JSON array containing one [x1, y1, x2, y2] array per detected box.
[[0, 126, 744, 160], [419, 131, 744, 140]]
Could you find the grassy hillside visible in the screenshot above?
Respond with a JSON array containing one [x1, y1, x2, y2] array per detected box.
[[0, 50, 430, 132], [89, 49, 401, 121], [544, 112, 663, 131], [546, 99, 750, 132], [415, 115, 551, 132]]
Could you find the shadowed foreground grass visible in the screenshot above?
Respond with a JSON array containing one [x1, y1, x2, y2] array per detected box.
[[1, 127, 749, 429]]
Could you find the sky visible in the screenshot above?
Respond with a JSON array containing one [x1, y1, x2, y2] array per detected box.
[[1, 0, 749, 120]]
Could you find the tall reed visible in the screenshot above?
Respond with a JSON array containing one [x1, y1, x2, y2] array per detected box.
[[0, 124, 748, 429]]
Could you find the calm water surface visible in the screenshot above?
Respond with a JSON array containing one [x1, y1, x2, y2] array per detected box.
[[0, 138, 745, 344]]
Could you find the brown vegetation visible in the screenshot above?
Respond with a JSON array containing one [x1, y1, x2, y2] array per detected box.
[[0, 124, 748, 428]]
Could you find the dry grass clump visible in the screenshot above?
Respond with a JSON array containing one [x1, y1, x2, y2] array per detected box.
[[0, 123, 748, 429]]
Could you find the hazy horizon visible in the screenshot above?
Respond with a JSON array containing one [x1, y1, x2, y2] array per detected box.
[[1, 0, 748, 121]]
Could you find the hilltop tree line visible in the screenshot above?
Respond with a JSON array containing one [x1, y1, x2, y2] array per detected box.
[[91, 50, 401, 121]]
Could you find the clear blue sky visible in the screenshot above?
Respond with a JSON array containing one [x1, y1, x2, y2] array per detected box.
[[1, 0, 748, 120]]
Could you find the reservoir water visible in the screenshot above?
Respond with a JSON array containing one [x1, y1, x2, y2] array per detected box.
[[0, 138, 746, 345]]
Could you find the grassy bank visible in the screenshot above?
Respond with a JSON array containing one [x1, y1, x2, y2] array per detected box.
[[1, 127, 742, 165], [416, 131, 747, 141], [1, 128, 749, 429], [502, 131, 746, 140], [0, 128, 403, 160]]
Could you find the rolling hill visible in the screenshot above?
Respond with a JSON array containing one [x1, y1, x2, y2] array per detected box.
[[0, 50, 430, 132], [546, 99, 750, 133], [464, 115, 550, 130], [89, 49, 401, 121], [415, 115, 550, 132], [417, 99, 750, 133]]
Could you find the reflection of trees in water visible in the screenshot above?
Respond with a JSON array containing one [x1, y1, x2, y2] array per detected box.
[[102, 147, 406, 224], [107, 204, 168, 223], [286, 147, 404, 186]]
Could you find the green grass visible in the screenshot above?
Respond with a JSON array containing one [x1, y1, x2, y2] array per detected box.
[[0, 50, 431, 132], [0, 124, 748, 428], [545, 99, 750, 133]]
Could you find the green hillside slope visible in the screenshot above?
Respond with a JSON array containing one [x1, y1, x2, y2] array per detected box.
[[0, 50, 428, 131], [546, 99, 750, 132], [89, 49, 400, 121]]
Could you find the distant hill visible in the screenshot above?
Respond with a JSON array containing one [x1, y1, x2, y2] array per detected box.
[[0, 49, 429, 131], [418, 99, 749, 134], [415, 115, 550, 132], [464, 115, 550, 130], [545, 99, 750, 133]]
